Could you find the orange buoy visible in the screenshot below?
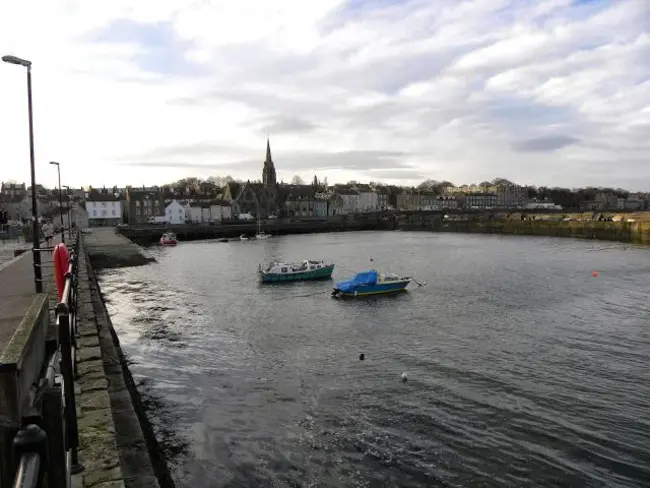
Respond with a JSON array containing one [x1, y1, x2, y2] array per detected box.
[[592, 271, 599, 277], [53, 243, 70, 301]]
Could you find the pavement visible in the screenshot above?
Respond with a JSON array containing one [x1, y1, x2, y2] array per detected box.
[[0, 241, 57, 357]]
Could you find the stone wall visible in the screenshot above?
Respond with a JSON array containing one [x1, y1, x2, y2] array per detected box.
[[401, 219, 650, 245], [74, 238, 167, 487]]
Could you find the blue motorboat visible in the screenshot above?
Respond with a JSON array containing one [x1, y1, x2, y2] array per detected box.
[[331, 269, 411, 298]]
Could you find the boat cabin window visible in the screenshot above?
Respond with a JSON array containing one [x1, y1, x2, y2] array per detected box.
[[281, 267, 288, 273]]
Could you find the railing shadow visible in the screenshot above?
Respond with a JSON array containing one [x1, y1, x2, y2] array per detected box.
[[9, 230, 84, 488]]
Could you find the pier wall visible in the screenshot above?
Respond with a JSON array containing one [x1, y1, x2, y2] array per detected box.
[[74, 233, 170, 487]]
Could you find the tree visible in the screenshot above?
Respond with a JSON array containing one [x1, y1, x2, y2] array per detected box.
[[492, 177, 513, 186], [207, 175, 235, 187], [291, 175, 305, 185]]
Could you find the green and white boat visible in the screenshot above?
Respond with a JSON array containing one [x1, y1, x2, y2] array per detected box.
[[258, 260, 335, 283]]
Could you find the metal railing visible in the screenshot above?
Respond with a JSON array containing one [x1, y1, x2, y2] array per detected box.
[[10, 231, 83, 488]]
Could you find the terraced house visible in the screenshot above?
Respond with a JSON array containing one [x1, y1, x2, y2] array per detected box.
[[125, 187, 165, 224], [85, 189, 123, 226]]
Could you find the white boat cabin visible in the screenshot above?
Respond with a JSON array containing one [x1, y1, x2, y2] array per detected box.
[[261, 260, 330, 275]]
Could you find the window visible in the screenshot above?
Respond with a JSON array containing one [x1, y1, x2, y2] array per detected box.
[[102, 210, 106, 216], [93, 210, 97, 216], [135, 201, 140, 207], [112, 210, 116, 216]]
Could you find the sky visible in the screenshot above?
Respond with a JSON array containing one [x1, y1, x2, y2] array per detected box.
[[0, 0, 648, 190]]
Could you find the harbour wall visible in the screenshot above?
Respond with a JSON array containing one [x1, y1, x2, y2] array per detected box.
[[119, 216, 395, 244], [75, 230, 172, 487], [117, 210, 650, 246], [400, 217, 650, 245]]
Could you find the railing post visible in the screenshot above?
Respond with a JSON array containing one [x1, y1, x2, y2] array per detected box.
[[64, 262, 79, 379], [12, 424, 47, 487], [55, 304, 83, 474], [41, 381, 67, 488]]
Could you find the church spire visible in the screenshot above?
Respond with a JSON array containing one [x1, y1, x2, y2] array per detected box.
[[265, 138, 272, 164], [262, 137, 277, 188]]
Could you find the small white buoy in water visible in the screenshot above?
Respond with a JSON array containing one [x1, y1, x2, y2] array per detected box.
[[401, 373, 408, 383]]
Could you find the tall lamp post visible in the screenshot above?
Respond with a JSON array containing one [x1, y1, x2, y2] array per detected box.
[[62, 185, 72, 238], [2, 54, 42, 293], [49, 161, 65, 244]]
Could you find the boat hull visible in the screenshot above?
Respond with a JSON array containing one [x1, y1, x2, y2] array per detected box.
[[332, 279, 410, 297], [160, 240, 178, 246], [260, 264, 334, 283]]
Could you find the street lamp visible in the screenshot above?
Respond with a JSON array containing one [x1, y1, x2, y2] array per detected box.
[[62, 185, 72, 238], [3, 54, 42, 293], [49, 161, 65, 243]]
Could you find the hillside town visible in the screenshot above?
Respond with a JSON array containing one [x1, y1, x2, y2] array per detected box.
[[1, 140, 649, 229]]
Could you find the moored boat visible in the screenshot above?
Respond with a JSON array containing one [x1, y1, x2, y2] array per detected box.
[[332, 269, 410, 297], [258, 260, 334, 283], [255, 218, 270, 239], [159, 232, 178, 246], [239, 234, 249, 241]]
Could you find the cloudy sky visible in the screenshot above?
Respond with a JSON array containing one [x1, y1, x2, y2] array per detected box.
[[1, 0, 648, 190]]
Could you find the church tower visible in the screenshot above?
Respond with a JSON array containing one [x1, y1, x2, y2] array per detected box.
[[262, 138, 277, 188]]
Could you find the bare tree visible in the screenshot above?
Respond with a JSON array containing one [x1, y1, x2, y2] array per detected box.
[[207, 175, 235, 187], [291, 175, 305, 185]]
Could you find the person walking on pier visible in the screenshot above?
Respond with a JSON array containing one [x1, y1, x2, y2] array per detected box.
[[43, 220, 54, 247]]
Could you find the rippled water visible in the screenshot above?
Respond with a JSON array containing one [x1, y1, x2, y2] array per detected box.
[[98, 231, 650, 488]]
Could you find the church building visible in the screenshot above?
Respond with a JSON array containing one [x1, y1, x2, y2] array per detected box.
[[224, 139, 282, 218]]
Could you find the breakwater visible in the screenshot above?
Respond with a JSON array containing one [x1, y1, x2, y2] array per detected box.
[[401, 217, 650, 245], [84, 228, 156, 268], [79, 235, 172, 487]]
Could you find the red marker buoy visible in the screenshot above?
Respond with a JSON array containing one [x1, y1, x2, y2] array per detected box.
[[592, 271, 599, 277]]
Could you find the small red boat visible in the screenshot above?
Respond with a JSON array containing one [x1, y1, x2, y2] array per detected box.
[[159, 232, 178, 246]]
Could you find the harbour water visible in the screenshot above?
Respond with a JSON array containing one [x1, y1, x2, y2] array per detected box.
[[98, 231, 650, 487]]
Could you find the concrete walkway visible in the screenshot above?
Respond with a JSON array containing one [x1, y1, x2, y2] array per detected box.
[[0, 242, 57, 357]]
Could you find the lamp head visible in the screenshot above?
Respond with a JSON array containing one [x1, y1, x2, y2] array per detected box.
[[2, 55, 31, 67]]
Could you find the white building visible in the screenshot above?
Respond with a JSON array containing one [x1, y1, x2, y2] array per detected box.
[[85, 192, 122, 227], [165, 200, 186, 224], [185, 203, 203, 223], [525, 201, 562, 210], [356, 188, 378, 212], [335, 189, 361, 214], [209, 201, 232, 222]]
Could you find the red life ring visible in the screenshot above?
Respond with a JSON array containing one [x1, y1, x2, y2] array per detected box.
[[53, 243, 70, 301]]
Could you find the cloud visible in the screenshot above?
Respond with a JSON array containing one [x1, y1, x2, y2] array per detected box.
[[0, 0, 649, 190], [122, 149, 417, 182], [512, 135, 579, 152], [88, 19, 204, 77], [256, 115, 318, 135]]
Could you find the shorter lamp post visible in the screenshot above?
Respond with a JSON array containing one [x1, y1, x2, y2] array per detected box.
[[49, 161, 65, 244], [62, 185, 72, 238]]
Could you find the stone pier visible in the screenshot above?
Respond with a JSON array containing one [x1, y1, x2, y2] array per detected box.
[[72, 236, 162, 487]]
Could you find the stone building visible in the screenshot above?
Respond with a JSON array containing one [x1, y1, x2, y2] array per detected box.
[[125, 187, 165, 224]]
